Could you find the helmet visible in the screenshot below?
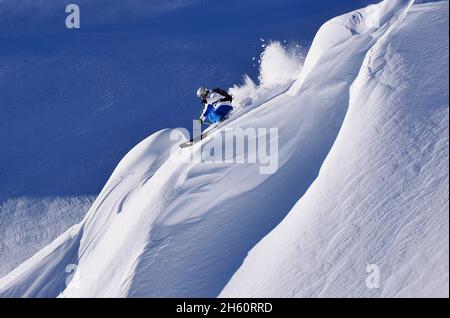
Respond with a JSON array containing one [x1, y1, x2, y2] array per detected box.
[[197, 87, 209, 99]]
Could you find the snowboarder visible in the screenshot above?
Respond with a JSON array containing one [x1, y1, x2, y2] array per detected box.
[[196, 87, 233, 124]]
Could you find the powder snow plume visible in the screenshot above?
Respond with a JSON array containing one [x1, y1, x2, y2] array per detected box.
[[230, 41, 304, 112]]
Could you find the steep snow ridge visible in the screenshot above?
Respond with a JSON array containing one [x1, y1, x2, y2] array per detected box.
[[0, 0, 262, 279], [221, 1, 449, 297], [289, 0, 414, 95], [1, 0, 443, 297], [0, 130, 177, 297]]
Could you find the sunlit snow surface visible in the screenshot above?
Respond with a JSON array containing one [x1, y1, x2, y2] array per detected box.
[[0, 0, 448, 297], [222, 0, 449, 298]]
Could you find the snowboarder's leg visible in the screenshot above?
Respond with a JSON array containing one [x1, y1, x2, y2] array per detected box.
[[206, 111, 220, 124], [212, 105, 233, 123]]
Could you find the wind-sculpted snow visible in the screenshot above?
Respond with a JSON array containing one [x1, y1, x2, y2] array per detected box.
[[0, 0, 375, 281], [1, 0, 448, 298], [222, 0, 449, 298], [0, 130, 177, 297]]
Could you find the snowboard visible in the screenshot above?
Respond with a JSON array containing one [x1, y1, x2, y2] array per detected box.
[[179, 119, 226, 148]]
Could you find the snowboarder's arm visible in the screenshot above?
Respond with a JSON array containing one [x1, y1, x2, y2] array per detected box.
[[199, 103, 213, 123], [212, 88, 233, 103]]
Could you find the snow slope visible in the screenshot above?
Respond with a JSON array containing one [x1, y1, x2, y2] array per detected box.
[[0, 196, 92, 278], [0, 0, 448, 297], [222, 0, 449, 297], [0, 0, 278, 278], [0, 33, 241, 278], [2, 0, 366, 278]]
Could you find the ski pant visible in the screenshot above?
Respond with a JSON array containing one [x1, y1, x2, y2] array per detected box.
[[207, 105, 233, 123]]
